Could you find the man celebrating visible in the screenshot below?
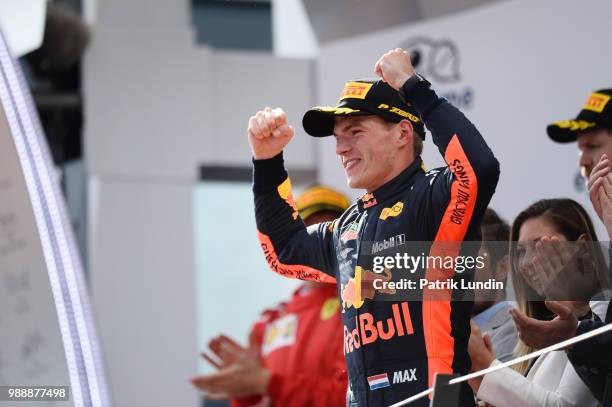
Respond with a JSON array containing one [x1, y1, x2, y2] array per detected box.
[[248, 49, 499, 406]]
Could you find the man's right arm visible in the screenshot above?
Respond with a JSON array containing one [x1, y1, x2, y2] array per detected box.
[[566, 314, 611, 403], [561, 160, 612, 403], [571, 164, 612, 368], [249, 108, 336, 283]]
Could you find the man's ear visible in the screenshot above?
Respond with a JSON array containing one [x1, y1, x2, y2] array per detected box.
[[495, 254, 510, 282], [397, 119, 414, 148]]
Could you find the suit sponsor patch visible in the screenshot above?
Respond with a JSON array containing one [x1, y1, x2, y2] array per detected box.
[[379, 202, 404, 220], [262, 314, 297, 356]]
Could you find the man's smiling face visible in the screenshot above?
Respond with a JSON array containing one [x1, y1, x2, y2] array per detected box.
[[333, 115, 402, 192]]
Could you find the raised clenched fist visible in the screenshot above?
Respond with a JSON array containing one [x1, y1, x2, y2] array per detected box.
[[374, 48, 415, 91], [247, 107, 294, 160]]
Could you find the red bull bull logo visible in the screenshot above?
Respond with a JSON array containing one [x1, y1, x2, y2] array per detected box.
[[341, 267, 395, 310], [344, 302, 414, 354], [341, 267, 364, 310]]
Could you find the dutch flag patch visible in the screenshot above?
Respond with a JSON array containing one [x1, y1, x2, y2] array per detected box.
[[367, 373, 390, 390]]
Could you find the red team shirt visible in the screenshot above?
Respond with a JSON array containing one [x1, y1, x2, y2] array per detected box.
[[232, 284, 347, 407]]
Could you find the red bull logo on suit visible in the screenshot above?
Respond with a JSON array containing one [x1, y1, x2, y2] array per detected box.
[[344, 302, 414, 355]]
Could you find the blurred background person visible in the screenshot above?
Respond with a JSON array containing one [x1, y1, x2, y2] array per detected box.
[[191, 186, 349, 407], [468, 198, 606, 407], [471, 208, 517, 363]]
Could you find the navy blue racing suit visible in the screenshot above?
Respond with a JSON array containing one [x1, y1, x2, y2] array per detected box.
[[252, 79, 500, 406]]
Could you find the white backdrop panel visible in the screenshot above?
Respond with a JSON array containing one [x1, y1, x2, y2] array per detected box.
[[89, 176, 198, 407], [210, 51, 316, 169], [194, 182, 300, 374]]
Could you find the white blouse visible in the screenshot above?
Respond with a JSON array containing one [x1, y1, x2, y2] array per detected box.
[[477, 351, 599, 407]]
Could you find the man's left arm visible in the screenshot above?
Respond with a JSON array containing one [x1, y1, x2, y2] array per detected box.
[[401, 79, 500, 231], [376, 49, 500, 234]]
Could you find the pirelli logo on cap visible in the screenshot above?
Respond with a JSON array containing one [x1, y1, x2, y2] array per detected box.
[[339, 82, 373, 101], [583, 92, 611, 113]]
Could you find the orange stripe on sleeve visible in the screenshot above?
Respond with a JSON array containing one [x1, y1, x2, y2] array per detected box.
[[422, 134, 479, 390], [257, 231, 336, 284]]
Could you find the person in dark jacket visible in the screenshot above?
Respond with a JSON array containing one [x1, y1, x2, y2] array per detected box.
[[247, 48, 500, 406]]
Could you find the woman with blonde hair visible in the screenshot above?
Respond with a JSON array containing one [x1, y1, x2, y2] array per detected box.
[[468, 198, 608, 407]]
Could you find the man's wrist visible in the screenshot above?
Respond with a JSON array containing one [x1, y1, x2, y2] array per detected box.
[[469, 376, 484, 395], [393, 72, 413, 91], [252, 152, 287, 193], [398, 73, 439, 120], [256, 368, 272, 395], [253, 150, 283, 161], [399, 72, 431, 102], [475, 356, 494, 372], [571, 303, 592, 319]]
